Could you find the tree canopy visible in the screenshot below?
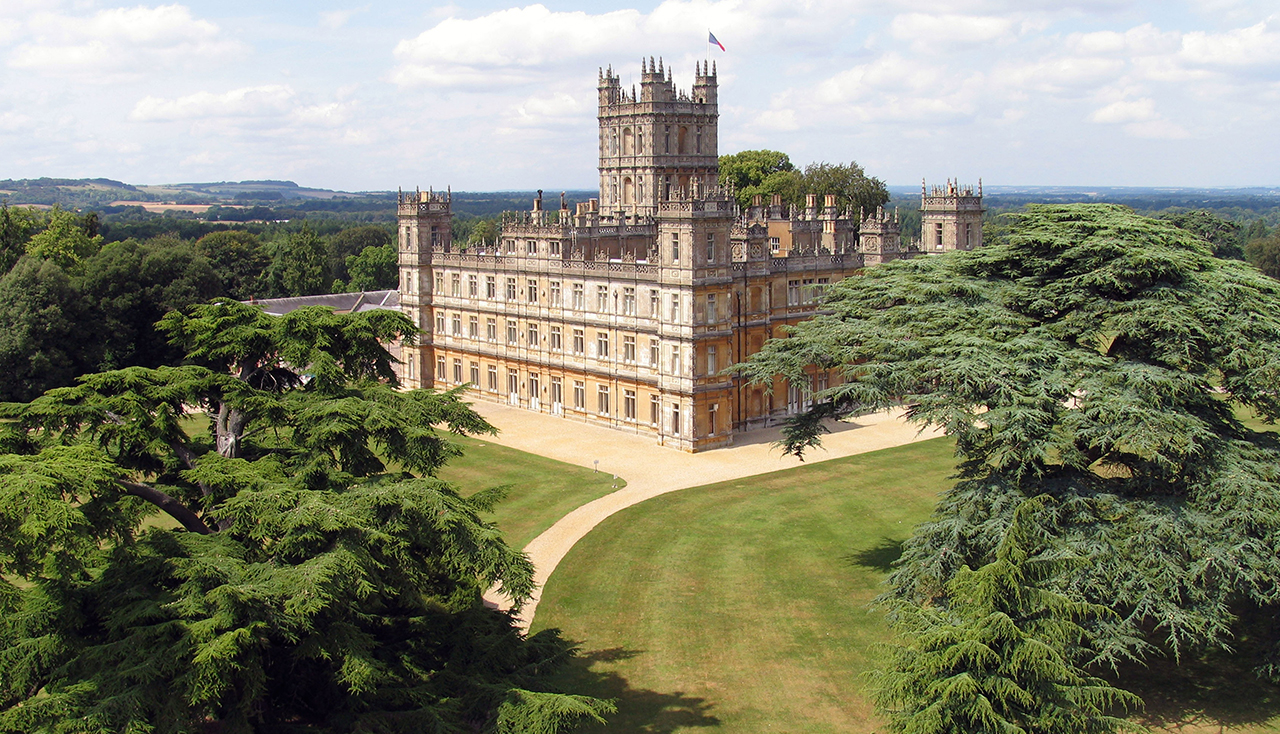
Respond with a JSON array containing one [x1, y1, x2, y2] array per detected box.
[[0, 300, 611, 733], [740, 203, 1280, 718], [718, 151, 889, 215]]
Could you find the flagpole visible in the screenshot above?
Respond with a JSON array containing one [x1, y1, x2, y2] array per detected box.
[[706, 29, 710, 69]]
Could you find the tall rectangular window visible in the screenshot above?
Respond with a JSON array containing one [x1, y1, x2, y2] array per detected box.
[[468, 274, 478, 297], [709, 403, 719, 434], [434, 272, 443, 293], [670, 294, 680, 321], [573, 381, 585, 409], [572, 283, 585, 310], [707, 345, 718, 374], [671, 345, 681, 374], [469, 362, 479, 385], [573, 328, 584, 354], [622, 287, 636, 315], [435, 313, 445, 334], [526, 239, 538, 255], [706, 294, 717, 322], [624, 390, 636, 421], [486, 318, 497, 342], [551, 377, 563, 406], [550, 325, 562, 351], [649, 338, 660, 367], [527, 278, 538, 303], [550, 240, 561, 256], [788, 279, 801, 306], [705, 232, 715, 262], [469, 316, 478, 338], [505, 277, 517, 300], [485, 276, 496, 298], [550, 281, 562, 306], [527, 324, 539, 346], [487, 365, 498, 391], [452, 359, 462, 384], [623, 335, 636, 363], [935, 222, 944, 249], [436, 356, 446, 379], [506, 320, 517, 345], [650, 290, 659, 317], [596, 285, 609, 313], [451, 274, 461, 297], [597, 332, 609, 359], [672, 403, 681, 436], [451, 314, 461, 336], [650, 395, 660, 425], [670, 232, 679, 262], [597, 385, 610, 415]]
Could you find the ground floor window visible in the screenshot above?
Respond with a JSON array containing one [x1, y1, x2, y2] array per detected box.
[[671, 403, 681, 436], [573, 381, 585, 409], [436, 356, 446, 380], [650, 395, 660, 426], [624, 390, 636, 420], [452, 359, 462, 384], [469, 362, 479, 386], [597, 385, 610, 415], [487, 365, 498, 391]]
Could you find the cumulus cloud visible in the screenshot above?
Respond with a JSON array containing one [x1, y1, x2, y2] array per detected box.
[[8, 4, 242, 75], [130, 86, 297, 122], [889, 13, 1021, 50], [1089, 97, 1157, 123], [390, 0, 843, 88], [1180, 16, 1280, 68]]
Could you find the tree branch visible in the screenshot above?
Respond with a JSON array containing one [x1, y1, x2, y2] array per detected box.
[[119, 480, 213, 535]]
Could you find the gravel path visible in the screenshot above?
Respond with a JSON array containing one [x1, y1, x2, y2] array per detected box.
[[470, 402, 945, 628]]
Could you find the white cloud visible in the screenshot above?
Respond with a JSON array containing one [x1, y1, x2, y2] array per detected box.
[[1088, 97, 1157, 123], [508, 91, 588, 128], [390, 0, 847, 88], [889, 13, 1020, 49], [130, 86, 297, 121], [1180, 16, 1280, 68], [9, 4, 242, 75]]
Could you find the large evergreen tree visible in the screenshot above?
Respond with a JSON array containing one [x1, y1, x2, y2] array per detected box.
[[870, 498, 1140, 734], [0, 300, 611, 733], [740, 204, 1280, 704]]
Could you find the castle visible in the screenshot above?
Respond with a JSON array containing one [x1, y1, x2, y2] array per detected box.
[[396, 58, 982, 451]]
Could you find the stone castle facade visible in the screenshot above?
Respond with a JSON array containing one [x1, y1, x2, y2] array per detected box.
[[397, 58, 982, 451]]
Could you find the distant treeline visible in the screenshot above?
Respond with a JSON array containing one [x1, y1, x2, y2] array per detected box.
[[0, 204, 400, 402]]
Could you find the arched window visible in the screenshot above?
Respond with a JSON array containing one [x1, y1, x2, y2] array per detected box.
[[622, 127, 634, 155], [678, 126, 688, 154], [623, 177, 635, 205]]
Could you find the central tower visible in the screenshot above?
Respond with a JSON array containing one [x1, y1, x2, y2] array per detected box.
[[597, 57, 719, 218]]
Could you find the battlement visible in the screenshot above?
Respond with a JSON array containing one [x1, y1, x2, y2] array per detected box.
[[598, 58, 717, 109], [397, 187, 451, 216], [922, 178, 983, 209]]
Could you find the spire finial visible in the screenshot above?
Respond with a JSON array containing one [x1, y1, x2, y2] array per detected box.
[[712, 60, 716, 76]]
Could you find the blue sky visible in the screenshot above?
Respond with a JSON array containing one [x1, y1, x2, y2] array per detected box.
[[0, 1, 1276, 191]]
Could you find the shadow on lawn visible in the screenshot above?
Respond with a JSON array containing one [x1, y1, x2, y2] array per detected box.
[[549, 646, 721, 733], [845, 537, 905, 573], [1109, 644, 1280, 732]]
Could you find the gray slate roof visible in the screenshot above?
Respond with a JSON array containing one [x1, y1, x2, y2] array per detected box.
[[246, 290, 399, 316]]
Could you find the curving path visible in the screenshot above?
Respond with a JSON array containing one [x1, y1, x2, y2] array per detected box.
[[472, 401, 946, 628]]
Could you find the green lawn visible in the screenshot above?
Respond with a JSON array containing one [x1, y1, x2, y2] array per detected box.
[[531, 434, 1280, 734], [439, 434, 625, 550], [532, 437, 957, 734]]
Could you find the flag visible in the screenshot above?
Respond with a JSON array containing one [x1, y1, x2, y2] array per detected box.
[[709, 31, 725, 51]]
